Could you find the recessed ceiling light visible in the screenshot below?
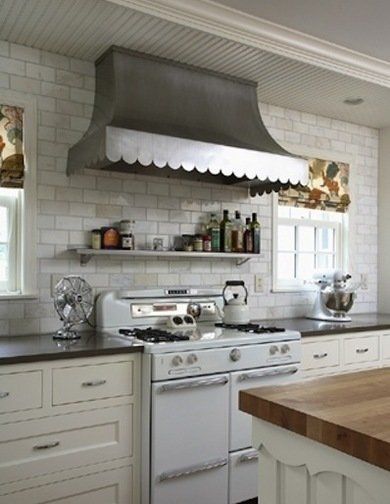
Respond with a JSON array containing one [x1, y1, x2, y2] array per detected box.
[[343, 97, 364, 106]]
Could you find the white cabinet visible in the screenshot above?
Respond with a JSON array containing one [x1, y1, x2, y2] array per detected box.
[[0, 354, 140, 504], [302, 330, 390, 377]]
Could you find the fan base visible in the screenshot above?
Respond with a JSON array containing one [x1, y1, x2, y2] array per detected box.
[[53, 329, 81, 340]]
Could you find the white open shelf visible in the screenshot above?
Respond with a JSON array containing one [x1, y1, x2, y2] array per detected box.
[[69, 248, 262, 266]]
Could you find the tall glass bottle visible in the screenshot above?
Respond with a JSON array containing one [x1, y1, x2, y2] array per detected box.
[[231, 210, 244, 252], [251, 212, 261, 254], [244, 217, 253, 253], [220, 209, 233, 252], [208, 213, 220, 252]]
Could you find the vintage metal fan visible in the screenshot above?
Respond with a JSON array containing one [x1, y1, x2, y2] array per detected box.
[[53, 276, 93, 339]]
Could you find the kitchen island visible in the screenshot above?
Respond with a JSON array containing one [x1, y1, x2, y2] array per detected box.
[[240, 368, 390, 504]]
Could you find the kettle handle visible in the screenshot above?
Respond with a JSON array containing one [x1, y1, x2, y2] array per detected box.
[[222, 281, 248, 305]]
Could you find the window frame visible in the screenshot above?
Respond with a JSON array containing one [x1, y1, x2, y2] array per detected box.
[[0, 90, 37, 299], [271, 144, 353, 293]]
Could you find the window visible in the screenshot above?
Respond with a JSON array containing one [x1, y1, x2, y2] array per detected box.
[[0, 189, 19, 292], [0, 91, 37, 298], [273, 200, 347, 291]]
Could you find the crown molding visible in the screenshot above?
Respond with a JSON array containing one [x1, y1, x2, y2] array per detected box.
[[108, 0, 390, 87]]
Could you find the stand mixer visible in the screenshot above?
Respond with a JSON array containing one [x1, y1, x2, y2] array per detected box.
[[307, 270, 356, 322]]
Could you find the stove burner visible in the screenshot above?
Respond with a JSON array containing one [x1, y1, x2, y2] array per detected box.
[[119, 327, 190, 343], [215, 323, 286, 334]]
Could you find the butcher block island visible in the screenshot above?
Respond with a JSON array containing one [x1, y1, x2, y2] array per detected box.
[[239, 368, 390, 504]]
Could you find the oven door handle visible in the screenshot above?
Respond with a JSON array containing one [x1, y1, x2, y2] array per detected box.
[[158, 457, 228, 482], [239, 450, 259, 463], [238, 366, 299, 382], [158, 375, 228, 393]]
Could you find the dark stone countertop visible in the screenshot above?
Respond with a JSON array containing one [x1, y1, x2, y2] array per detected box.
[[0, 331, 143, 365], [253, 313, 390, 337]]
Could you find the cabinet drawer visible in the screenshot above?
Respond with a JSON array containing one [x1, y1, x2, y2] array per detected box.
[[344, 335, 379, 365], [302, 340, 339, 370], [229, 449, 258, 504], [0, 465, 133, 503], [0, 370, 42, 414], [0, 404, 132, 484], [52, 360, 133, 405], [383, 334, 390, 361]]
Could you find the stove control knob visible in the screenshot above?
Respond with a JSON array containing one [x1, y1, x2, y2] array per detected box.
[[187, 353, 198, 365], [269, 345, 279, 355], [281, 344, 290, 354], [230, 348, 241, 362], [172, 355, 183, 367]]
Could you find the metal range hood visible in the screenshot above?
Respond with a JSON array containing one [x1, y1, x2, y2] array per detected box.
[[67, 46, 308, 195]]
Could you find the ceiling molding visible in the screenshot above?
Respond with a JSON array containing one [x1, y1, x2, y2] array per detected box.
[[107, 0, 390, 87]]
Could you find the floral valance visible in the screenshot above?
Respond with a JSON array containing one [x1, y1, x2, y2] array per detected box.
[[279, 157, 351, 213], [0, 104, 24, 188]]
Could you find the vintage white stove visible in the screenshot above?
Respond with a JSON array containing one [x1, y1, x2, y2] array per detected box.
[[96, 288, 301, 504]]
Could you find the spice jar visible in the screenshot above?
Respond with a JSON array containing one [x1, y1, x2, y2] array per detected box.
[[193, 235, 203, 252], [102, 227, 120, 249], [203, 234, 211, 252], [119, 220, 135, 250], [182, 235, 193, 252], [91, 229, 101, 250]]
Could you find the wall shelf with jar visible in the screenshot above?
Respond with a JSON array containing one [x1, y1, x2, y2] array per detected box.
[[69, 248, 262, 266]]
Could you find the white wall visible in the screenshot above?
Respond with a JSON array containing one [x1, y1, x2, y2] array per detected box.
[[0, 41, 379, 335]]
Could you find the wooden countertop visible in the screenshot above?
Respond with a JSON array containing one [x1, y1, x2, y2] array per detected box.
[[239, 368, 390, 471]]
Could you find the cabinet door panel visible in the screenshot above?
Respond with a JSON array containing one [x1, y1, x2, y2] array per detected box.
[[0, 370, 42, 414]]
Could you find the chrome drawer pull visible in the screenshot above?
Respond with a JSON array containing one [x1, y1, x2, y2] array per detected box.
[[239, 450, 259, 463], [33, 440, 60, 450], [238, 366, 298, 381], [81, 379, 107, 387], [158, 376, 228, 393], [313, 352, 328, 359], [356, 348, 369, 354], [0, 391, 9, 399], [159, 457, 228, 482]]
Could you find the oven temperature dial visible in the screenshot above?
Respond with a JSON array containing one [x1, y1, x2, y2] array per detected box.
[[281, 344, 290, 354], [230, 348, 241, 362], [269, 345, 279, 355], [171, 355, 183, 367], [187, 353, 198, 365]]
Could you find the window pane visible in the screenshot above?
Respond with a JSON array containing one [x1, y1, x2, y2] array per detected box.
[[316, 253, 335, 269], [0, 243, 7, 282], [297, 226, 315, 252], [278, 205, 290, 218], [297, 253, 315, 279], [290, 207, 309, 219], [317, 227, 334, 252], [278, 225, 295, 251], [0, 206, 8, 242], [278, 252, 295, 279]]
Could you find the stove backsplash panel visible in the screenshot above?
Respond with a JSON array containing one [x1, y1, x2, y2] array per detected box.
[[0, 41, 378, 335]]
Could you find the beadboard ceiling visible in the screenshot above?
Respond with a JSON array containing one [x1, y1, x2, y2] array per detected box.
[[1, 0, 390, 128]]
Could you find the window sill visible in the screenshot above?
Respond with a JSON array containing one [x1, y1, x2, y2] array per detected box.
[[0, 292, 39, 301]]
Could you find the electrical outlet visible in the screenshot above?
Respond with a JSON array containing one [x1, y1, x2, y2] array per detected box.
[[51, 274, 63, 297], [255, 274, 264, 293], [360, 273, 368, 290]]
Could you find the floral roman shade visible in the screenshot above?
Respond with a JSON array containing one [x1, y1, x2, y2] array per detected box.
[[0, 104, 24, 188], [278, 157, 351, 213]]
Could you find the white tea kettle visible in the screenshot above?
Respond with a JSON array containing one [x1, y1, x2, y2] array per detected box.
[[222, 280, 250, 325]]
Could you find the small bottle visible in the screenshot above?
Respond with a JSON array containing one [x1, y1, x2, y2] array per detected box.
[[203, 234, 212, 252], [220, 209, 233, 252], [251, 212, 261, 254], [208, 213, 220, 252], [91, 229, 101, 250], [120, 220, 135, 250], [244, 218, 253, 253], [231, 210, 244, 252]]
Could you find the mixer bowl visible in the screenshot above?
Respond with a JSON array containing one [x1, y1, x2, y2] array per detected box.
[[320, 290, 355, 313]]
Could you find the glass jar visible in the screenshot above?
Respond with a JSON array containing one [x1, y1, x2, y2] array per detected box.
[[91, 229, 101, 250], [120, 220, 135, 250], [203, 234, 212, 252], [193, 235, 203, 252]]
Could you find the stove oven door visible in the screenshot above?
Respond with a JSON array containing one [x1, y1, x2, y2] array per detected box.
[[151, 373, 229, 504], [229, 363, 300, 504]]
